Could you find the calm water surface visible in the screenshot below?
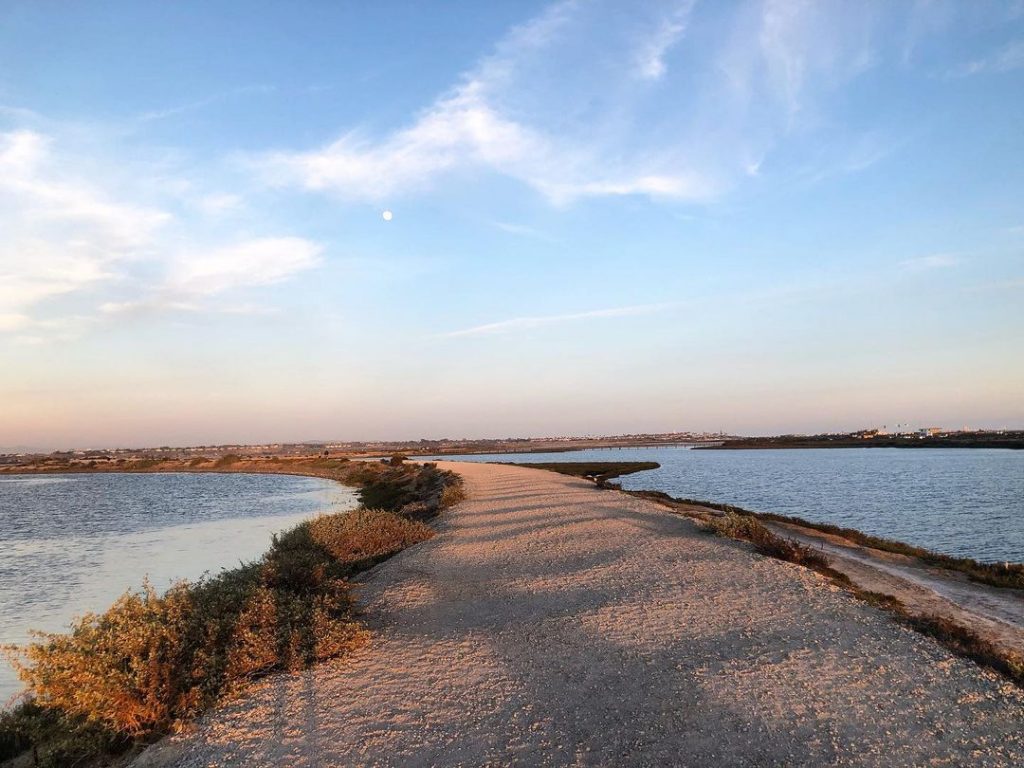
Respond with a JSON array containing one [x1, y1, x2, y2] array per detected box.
[[434, 447, 1024, 563], [0, 472, 358, 706]]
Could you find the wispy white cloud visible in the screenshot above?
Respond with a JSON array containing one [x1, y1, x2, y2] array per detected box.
[[441, 302, 676, 338], [0, 130, 321, 338], [99, 238, 322, 317], [253, 0, 893, 207], [196, 192, 243, 216], [634, 3, 693, 80], [0, 130, 170, 330], [136, 85, 276, 123], [899, 253, 960, 271], [168, 238, 322, 296], [959, 38, 1024, 75], [254, 0, 716, 206], [256, 79, 706, 206], [492, 221, 557, 242]]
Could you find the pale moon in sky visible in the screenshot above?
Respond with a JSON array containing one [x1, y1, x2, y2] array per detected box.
[[382, 209, 393, 221]]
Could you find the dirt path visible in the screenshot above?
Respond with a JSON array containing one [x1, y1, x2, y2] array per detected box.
[[761, 520, 1024, 657], [139, 462, 1024, 767]]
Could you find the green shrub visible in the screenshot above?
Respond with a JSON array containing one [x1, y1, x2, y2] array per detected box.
[[0, 701, 127, 768]]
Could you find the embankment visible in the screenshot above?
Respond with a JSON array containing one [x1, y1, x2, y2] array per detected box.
[[133, 461, 1024, 767]]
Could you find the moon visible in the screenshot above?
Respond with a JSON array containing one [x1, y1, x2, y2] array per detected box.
[[382, 209, 393, 221]]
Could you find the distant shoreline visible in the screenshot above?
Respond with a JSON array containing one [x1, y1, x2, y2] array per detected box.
[[405, 440, 721, 457], [696, 435, 1024, 450]]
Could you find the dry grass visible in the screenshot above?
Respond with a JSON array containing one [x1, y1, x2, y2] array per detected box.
[[704, 513, 832, 571], [305, 509, 433, 568]]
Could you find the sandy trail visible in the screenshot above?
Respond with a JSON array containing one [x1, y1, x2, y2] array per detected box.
[[761, 520, 1024, 656], [141, 462, 1023, 767]]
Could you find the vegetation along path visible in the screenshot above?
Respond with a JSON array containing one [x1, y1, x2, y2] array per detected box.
[[141, 462, 1024, 767]]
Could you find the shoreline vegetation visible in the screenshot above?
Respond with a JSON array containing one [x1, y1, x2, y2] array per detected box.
[[521, 461, 1024, 688], [2, 455, 1022, 764], [0, 456, 464, 767], [621, 489, 1024, 591], [508, 461, 1024, 586]]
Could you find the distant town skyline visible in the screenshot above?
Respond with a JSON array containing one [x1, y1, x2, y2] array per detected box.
[[4, 424, 1020, 456], [1, 1, 1022, 448]]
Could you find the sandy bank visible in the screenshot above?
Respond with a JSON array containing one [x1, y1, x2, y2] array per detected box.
[[138, 461, 1023, 767]]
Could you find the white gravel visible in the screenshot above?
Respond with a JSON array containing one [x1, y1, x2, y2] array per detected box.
[[138, 461, 1024, 768]]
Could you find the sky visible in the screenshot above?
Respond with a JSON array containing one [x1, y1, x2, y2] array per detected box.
[[1, 0, 1022, 449]]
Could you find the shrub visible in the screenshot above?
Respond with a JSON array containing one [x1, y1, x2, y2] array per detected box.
[[389, 454, 407, 467], [8, 581, 199, 734], [3, 509, 431, 751], [0, 701, 126, 768], [440, 482, 467, 508]]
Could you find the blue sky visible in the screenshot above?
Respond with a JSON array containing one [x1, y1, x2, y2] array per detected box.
[[1, 0, 1022, 448]]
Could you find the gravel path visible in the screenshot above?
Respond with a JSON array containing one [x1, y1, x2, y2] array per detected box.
[[140, 461, 1024, 767]]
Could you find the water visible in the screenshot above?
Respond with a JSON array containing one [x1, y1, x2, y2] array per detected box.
[[0, 472, 358, 706], [431, 447, 1024, 564]]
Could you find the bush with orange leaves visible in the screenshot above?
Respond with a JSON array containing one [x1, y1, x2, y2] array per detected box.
[[3, 508, 432, 748]]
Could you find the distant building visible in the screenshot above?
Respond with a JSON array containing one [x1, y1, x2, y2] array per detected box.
[[852, 429, 881, 439], [918, 427, 943, 437]]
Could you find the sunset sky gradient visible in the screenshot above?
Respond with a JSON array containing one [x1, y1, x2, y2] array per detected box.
[[1, 0, 1022, 449]]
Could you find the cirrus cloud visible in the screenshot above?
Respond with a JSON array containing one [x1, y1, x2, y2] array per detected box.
[[0, 130, 322, 339]]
